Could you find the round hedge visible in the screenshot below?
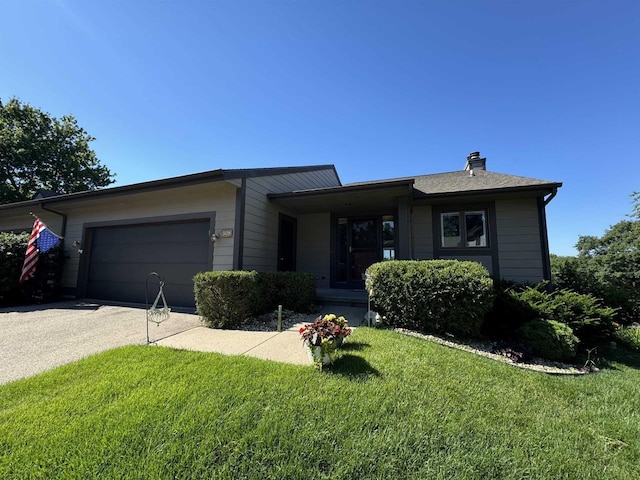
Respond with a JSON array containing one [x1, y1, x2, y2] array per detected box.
[[517, 318, 579, 362], [366, 260, 494, 337]]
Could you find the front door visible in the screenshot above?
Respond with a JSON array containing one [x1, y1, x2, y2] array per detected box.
[[277, 214, 297, 271], [336, 217, 381, 289]]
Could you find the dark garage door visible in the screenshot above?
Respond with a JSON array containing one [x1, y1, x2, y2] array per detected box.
[[86, 220, 210, 308]]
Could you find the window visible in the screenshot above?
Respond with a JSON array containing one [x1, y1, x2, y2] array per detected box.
[[440, 210, 487, 248], [382, 215, 395, 260]]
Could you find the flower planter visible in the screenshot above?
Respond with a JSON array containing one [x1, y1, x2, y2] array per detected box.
[[304, 341, 335, 367], [299, 314, 351, 368]]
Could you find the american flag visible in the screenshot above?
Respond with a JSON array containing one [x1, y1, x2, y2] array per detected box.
[[19, 218, 61, 284]]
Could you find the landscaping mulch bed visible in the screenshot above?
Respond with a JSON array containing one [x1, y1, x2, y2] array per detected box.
[[237, 309, 313, 332], [396, 328, 591, 375]]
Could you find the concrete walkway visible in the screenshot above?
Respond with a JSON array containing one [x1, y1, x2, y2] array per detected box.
[[155, 326, 310, 364], [155, 305, 368, 365]]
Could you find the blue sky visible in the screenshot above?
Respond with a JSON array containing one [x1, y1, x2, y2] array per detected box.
[[1, 0, 638, 256]]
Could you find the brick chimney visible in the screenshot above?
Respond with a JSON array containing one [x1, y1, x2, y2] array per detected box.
[[464, 151, 486, 171]]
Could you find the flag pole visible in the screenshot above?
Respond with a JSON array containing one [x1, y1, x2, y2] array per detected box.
[[19, 214, 63, 284], [28, 212, 63, 239]]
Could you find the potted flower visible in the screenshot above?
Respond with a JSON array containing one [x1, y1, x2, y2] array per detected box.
[[323, 314, 352, 347], [299, 315, 346, 368]]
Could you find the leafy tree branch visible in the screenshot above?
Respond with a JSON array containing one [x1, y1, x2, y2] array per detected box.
[[0, 97, 115, 204]]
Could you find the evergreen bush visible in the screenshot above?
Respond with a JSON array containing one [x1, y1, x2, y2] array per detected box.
[[0, 231, 64, 306], [194, 270, 317, 328], [517, 285, 617, 347], [0, 232, 29, 305], [613, 325, 640, 353], [517, 318, 579, 362], [366, 260, 494, 337], [257, 271, 316, 313], [194, 271, 260, 328], [482, 282, 537, 338]]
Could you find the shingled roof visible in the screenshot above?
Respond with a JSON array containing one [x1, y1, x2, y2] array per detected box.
[[343, 169, 561, 198], [411, 169, 561, 196]]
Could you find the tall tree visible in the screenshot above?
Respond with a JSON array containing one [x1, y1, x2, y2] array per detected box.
[[0, 98, 114, 204], [574, 192, 640, 322]]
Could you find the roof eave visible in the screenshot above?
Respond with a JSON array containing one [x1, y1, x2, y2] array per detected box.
[[268, 178, 414, 201], [0, 164, 341, 212], [0, 169, 229, 212], [413, 182, 563, 202], [268, 179, 415, 214], [222, 164, 340, 184]]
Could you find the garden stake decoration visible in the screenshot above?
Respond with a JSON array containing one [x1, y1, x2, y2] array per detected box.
[[365, 271, 373, 327], [145, 272, 171, 344]]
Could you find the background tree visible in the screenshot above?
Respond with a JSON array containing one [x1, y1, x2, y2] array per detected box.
[[0, 97, 114, 204], [552, 192, 640, 323]]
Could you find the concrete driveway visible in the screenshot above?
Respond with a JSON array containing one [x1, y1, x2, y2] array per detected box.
[[1, 302, 367, 385], [0, 301, 203, 384]]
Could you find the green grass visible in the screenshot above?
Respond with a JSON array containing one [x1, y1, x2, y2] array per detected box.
[[1, 329, 639, 479]]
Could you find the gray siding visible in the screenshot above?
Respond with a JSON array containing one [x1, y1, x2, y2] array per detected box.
[[297, 213, 331, 288], [59, 182, 237, 290], [495, 197, 544, 283], [411, 205, 434, 260], [0, 210, 64, 236], [440, 255, 494, 275], [241, 168, 339, 272]]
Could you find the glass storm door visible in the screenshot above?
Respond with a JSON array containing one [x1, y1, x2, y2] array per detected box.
[[350, 218, 379, 282], [336, 217, 382, 288]]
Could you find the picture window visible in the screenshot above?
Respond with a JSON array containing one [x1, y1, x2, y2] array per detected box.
[[440, 210, 487, 248]]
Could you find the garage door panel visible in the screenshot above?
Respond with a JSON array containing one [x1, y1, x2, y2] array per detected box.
[[90, 241, 209, 264], [87, 280, 197, 307], [86, 220, 211, 307], [88, 262, 207, 286], [92, 222, 209, 245]]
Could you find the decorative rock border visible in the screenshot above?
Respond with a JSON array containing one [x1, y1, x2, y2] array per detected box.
[[395, 328, 591, 375], [239, 310, 316, 332]]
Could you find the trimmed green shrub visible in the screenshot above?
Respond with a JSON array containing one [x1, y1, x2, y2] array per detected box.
[[0, 232, 29, 305], [257, 271, 316, 313], [482, 282, 538, 338], [483, 282, 618, 349], [0, 231, 64, 306], [613, 325, 640, 353], [517, 285, 617, 347], [367, 260, 494, 337], [194, 271, 261, 328], [194, 270, 317, 328], [517, 318, 579, 362]]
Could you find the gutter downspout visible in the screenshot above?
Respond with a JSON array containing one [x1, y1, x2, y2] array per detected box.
[[39, 203, 67, 241], [39, 203, 68, 298], [538, 188, 557, 282], [407, 181, 414, 259]]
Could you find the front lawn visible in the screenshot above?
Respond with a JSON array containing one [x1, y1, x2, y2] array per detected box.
[[1, 328, 639, 479]]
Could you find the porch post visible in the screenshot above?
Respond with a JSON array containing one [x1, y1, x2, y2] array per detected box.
[[397, 196, 412, 259]]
